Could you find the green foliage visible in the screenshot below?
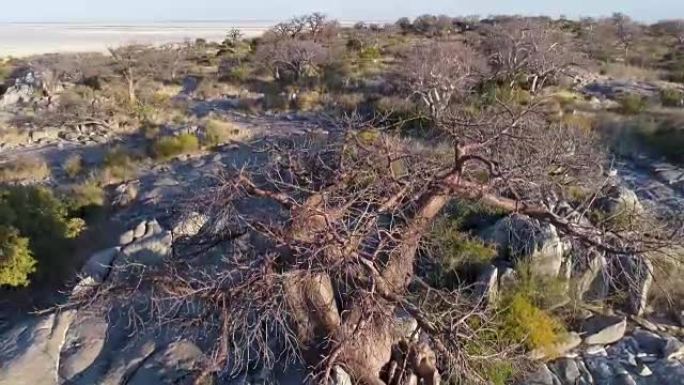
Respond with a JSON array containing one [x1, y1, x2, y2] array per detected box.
[[0, 186, 85, 285], [661, 88, 684, 107], [358, 46, 382, 61], [152, 133, 200, 160], [0, 226, 36, 287], [203, 119, 243, 147], [499, 293, 567, 354], [618, 94, 648, 115], [102, 148, 138, 183], [68, 180, 106, 211], [431, 217, 497, 271], [63, 154, 83, 179]]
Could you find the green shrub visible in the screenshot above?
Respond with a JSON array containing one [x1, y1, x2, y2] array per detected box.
[[0, 156, 51, 183], [358, 46, 382, 61], [431, 217, 497, 271], [0, 226, 36, 287], [102, 148, 138, 183], [618, 94, 648, 115], [203, 119, 245, 147], [0, 186, 85, 285], [152, 133, 200, 160], [500, 293, 567, 354], [68, 180, 106, 211], [661, 88, 684, 107], [63, 154, 83, 179]]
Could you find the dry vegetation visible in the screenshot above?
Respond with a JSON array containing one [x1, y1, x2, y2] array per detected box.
[[1, 11, 684, 385]]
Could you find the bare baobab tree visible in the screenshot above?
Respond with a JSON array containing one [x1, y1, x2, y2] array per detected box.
[[256, 38, 329, 83], [402, 41, 487, 120], [108, 45, 157, 104], [482, 18, 580, 93]]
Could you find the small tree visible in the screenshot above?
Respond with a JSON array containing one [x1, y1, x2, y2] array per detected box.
[[0, 226, 35, 287], [108, 45, 157, 104], [256, 39, 329, 83]]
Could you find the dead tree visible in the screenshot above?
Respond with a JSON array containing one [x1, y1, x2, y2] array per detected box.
[[482, 19, 579, 93], [256, 39, 329, 83], [108, 45, 158, 104], [402, 41, 486, 120]]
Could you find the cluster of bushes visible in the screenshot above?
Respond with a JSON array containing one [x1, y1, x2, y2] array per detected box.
[[0, 186, 85, 287]]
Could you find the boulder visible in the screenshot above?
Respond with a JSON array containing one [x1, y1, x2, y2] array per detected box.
[[127, 341, 204, 385], [631, 329, 666, 355], [0, 311, 76, 385], [121, 231, 173, 266], [482, 214, 565, 278], [549, 358, 581, 385], [475, 265, 498, 304], [144, 219, 163, 238], [581, 315, 627, 345], [119, 230, 135, 246], [596, 185, 643, 217], [72, 247, 120, 295], [523, 365, 559, 385], [574, 250, 609, 303], [112, 181, 139, 208], [57, 314, 108, 383], [625, 255, 653, 316], [172, 211, 208, 238], [133, 220, 148, 239], [663, 337, 684, 360]]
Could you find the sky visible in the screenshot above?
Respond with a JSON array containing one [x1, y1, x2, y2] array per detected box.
[[1, 0, 683, 23]]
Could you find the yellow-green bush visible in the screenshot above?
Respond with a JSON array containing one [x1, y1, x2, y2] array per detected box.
[[0, 226, 35, 287], [63, 154, 83, 179], [102, 148, 138, 183], [0, 156, 51, 183], [500, 293, 567, 354], [68, 180, 106, 210], [203, 119, 244, 147], [618, 94, 648, 115], [152, 133, 200, 160]]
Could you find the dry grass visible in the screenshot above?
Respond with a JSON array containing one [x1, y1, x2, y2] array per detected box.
[[601, 63, 663, 82], [0, 156, 51, 183]]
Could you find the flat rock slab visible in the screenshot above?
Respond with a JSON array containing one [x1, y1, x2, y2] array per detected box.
[[581, 315, 627, 346]]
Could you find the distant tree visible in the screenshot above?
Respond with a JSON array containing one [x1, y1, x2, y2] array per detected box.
[[225, 28, 244, 46], [611, 13, 641, 61], [483, 18, 580, 93], [403, 41, 487, 119], [396, 17, 413, 33], [108, 45, 157, 104], [256, 39, 329, 83]]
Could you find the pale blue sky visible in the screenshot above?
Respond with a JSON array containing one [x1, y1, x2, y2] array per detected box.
[[2, 0, 683, 23]]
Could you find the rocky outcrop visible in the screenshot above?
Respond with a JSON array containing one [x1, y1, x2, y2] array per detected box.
[[482, 214, 566, 278], [525, 327, 684, 385], [0, 219, 205, 385], [581, 315, 628, 346]]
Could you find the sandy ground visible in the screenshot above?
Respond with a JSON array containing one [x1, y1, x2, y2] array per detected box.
[[0, 21, 271, 57]]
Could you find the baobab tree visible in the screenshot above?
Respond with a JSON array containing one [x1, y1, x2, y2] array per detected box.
[[482, 18, 580, 93], [256, 38, 329, 83], [401, 41, 486, 120]]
